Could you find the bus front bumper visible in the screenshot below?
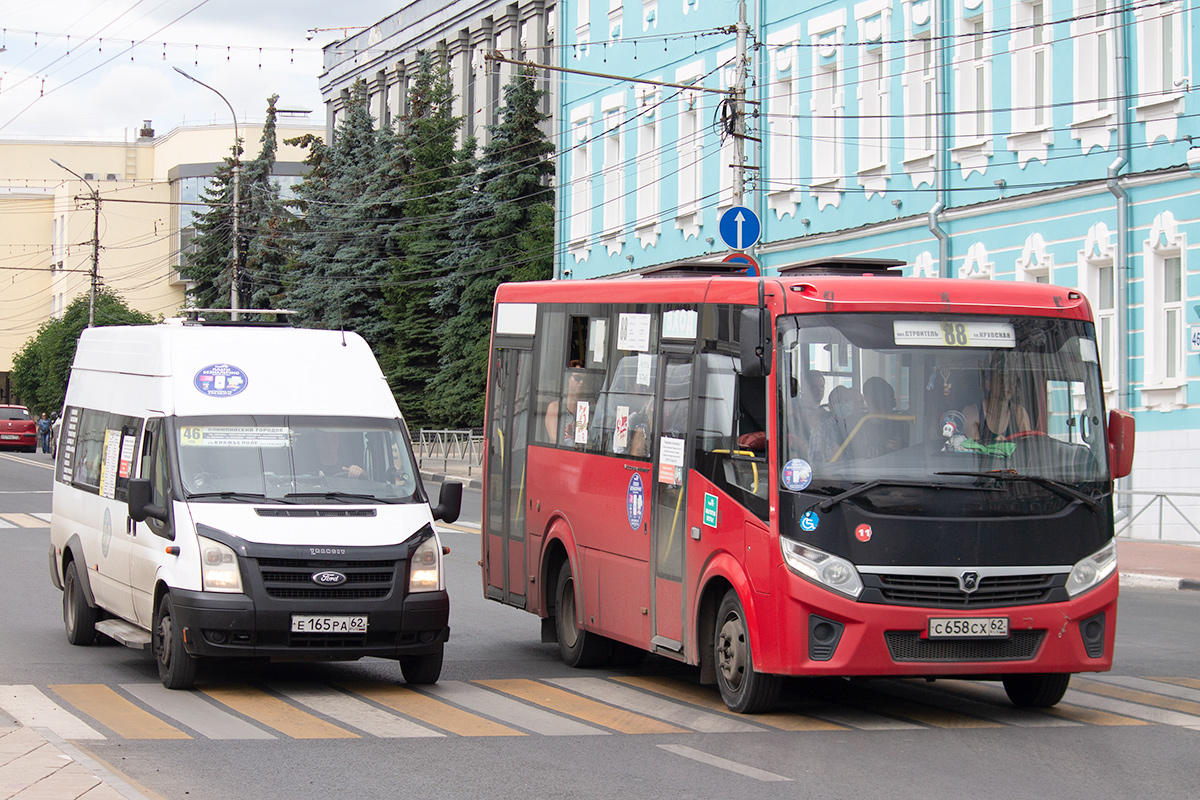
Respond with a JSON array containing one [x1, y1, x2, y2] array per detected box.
[[761, 570, 1118, 678]]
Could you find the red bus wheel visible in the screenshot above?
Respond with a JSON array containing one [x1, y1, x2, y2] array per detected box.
[[554, 562, 611, 668], [714, 589, 780, 713]]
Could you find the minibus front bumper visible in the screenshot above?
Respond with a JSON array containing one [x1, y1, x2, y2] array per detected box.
[[167, 588, 449, 660]]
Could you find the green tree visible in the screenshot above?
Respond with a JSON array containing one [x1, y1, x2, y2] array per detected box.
[[10, 291, 155, 416], [286, 80, 395, 346], [428, 66, 555, 426], [382, 51, 467, 425], [180, 95, 291, 313]]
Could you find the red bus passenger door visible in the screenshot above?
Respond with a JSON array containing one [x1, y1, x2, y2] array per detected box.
[[485, 346, 532, 608], [650, 353, 693, 654]]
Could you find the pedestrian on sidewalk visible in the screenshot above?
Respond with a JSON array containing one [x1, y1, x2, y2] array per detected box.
[[36, 412, 52, 454]]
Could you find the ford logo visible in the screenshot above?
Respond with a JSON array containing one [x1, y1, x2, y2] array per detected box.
[[312, 570, 347, 586]]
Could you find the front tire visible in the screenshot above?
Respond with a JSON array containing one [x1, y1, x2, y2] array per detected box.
[[154, 594, 198, 690], [554, 561, 611, 667], [1003, 673, 1070, 707], [714, 589, 780, 713], [63, 561, 98, 646], [399, 644, 444, 684]]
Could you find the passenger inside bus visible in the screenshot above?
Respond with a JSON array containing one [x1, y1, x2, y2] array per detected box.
[[962, 353, 1033, 441], [545, 366, 601, 448], [786, 369, 832, 459]]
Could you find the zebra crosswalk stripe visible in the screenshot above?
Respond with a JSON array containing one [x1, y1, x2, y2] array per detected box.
[[0, 685, 104, 740], [120, 684, 275, 740]]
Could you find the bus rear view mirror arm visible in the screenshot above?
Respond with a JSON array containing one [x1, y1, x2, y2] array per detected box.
[[739, 307, 773, 378], [432, 482, 463, 524], [126, 478, 169, 523]]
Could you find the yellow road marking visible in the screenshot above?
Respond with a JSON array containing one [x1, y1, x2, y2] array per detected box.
[[49, 684, 190, 740], [476, 679, 686, 734], [0, 513, 46, 528], [614, 676, 846, 731], [1042, 703, 1150, 726], [340, 683, 524, 737], [1073, 678, 1200, 716], [1152, 677, 1200, 691], [201, 686, 358, 739]]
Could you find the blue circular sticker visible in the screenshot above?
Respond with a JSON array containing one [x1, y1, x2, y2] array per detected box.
[[800, 510, 820, 532], [194, 364, 248, 397], [782, 459, 813, 492], [627, 472, 645, 530]]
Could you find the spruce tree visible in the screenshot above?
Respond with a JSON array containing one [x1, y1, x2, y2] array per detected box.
[[382, 51, 465, 425], [429, 66, 555, 426], [286, 80, 395, 347]]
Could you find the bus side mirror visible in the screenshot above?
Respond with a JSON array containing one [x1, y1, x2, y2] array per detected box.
[[127, 478, 168, 523], [432, 481, 463, 524], [739, 307, 773, 378], [1107, 409, 1135, 479]]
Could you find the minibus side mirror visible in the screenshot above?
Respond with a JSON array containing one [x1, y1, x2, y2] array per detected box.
[[127, 478, 168, 523], [432, 481, 463, 524], [1107, 409, 1135, 480], [739, 307, 773, 378]]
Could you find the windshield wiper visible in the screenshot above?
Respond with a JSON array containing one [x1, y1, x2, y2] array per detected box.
[[284, 491, 395, 504], [817, 479, 994, 512], [935, 470, 1101, 513], [184, 491, 290, 504]]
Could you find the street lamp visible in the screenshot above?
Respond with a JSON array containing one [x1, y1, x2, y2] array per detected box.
[[174, 67, 242, 320], [50, 158, 101, 328]]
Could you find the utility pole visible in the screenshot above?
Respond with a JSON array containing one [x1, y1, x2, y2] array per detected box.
[[50, 159, 101, 327], [732, 0, 749, 207]]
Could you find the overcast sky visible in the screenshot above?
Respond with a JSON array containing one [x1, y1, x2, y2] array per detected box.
[[0, 0, 402, 140]]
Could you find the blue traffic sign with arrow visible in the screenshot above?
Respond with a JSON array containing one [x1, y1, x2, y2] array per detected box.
[[718, 205, 761, 251]]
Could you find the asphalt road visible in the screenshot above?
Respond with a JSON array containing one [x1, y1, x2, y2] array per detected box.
[[1, 451, 1197, 799]]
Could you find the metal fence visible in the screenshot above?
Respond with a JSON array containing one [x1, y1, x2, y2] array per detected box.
[[414, 429, 484, 475], [1115, 490, 1200, 542]]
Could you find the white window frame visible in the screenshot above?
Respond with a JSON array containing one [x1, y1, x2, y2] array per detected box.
[[959, 242, 994, 280], [635, 84, 663, 249], [601, 95, 627, 254], [1015, 232, 1052, 284], [951, 0, 992, 176], [1142, 212, 1188, 400], [1070, 0, 1116, 152], [1133, 0, 1186, 144], [901, 1, 937, 187], [1078, 222, 1118, 392], [675, 62, 705, 240], [1008, 0, 1053, 166], [568, 105, 594, 262], [855, 0, 892, 197], [766, 27, 802, 219], [809, 10, 847, 210]]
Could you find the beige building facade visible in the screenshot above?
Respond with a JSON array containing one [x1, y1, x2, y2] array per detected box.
[[0, 121, 321, 404]]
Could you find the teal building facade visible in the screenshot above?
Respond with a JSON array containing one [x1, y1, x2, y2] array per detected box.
[[555, 0, 1199, 540]]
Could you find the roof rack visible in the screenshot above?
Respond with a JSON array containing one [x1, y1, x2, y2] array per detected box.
[[173, 308, 298, 327], [777, 257, 905, 277]]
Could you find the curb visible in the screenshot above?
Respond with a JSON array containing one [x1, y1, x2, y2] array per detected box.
[[421, 470, 483, 490], [1120, 572, 1200, 591]]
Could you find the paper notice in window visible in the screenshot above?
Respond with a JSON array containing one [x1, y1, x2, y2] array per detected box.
[[575, 401, 590, 445], [614, 405, 629, 450], [658, 436, 685, 485]]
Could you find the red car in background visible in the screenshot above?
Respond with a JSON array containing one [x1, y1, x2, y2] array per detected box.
[[0, 405, 38, 452]]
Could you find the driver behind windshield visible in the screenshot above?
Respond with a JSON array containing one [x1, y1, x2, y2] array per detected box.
[[313, 429, 365, 479]]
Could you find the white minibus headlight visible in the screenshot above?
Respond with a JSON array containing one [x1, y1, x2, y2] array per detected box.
[[198, 536, 243, 593], [1066, 540, 1117, 597], [408, 535, 442, 593], [780, 537, 863, 599]]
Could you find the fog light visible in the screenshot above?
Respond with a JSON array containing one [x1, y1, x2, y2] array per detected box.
[[809, 614, 845, 661]]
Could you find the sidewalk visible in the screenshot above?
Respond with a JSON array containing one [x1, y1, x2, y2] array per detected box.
[[1116, 539, 1200, 591], [0, 720, 152, 800]]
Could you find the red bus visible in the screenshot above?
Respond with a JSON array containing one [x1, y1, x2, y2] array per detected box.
[[481, 262, 1135, 712]]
